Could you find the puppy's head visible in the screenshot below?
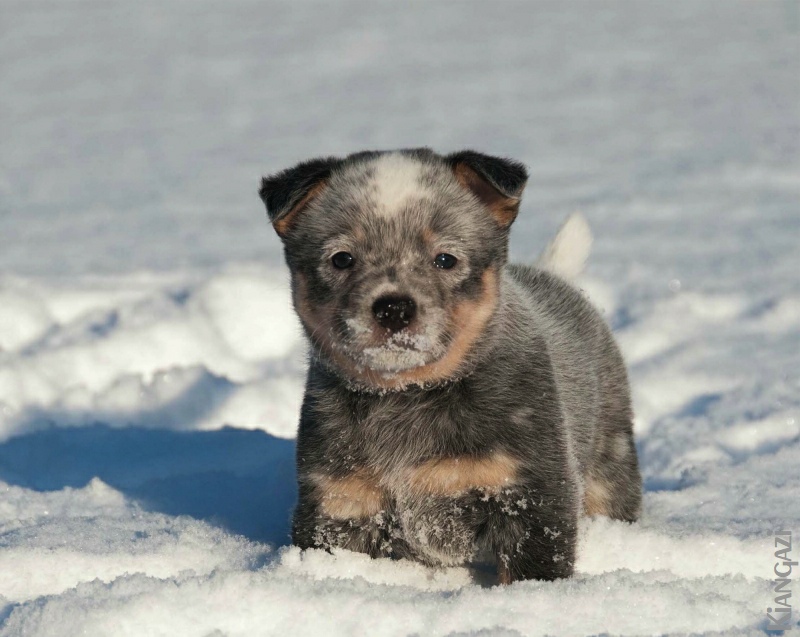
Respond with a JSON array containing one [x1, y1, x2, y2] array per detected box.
[[259, 148, 527, 390]]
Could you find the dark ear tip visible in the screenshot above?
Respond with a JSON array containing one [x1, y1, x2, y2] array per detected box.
[[506, 158, 529, 181], [447, 150, 529, 199], [258, 176, 269, 203], [258, 156, 339, 227], [258, 174, 280, 220], [500, 160, 529, 198]]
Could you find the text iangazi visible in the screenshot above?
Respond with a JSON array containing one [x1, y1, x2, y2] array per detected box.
[[767, 530, 795, 631]]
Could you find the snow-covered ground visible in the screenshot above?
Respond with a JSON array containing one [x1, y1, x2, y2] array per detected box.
[[1, 2, 798, 635]]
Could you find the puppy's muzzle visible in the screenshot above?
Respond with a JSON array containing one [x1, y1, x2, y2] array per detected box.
[[372, 295, 416, 333]]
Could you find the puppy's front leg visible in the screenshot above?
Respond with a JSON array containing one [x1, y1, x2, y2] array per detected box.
[[479, 485, 578, 583], [400, 452, 578, 580], [292, 472, 405, 559]]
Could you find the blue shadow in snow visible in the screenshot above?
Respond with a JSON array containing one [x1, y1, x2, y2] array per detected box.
[[0, 424, 297, 545], [674, 392, 722, 418]]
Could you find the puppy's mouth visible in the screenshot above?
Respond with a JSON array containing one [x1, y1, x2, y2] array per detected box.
[[341, 317, 446, 373]]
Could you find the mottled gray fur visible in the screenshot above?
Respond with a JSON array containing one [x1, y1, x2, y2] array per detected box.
[[259, 148, 641, 582]]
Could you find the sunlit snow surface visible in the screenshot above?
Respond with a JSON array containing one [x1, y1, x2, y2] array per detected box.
[[1, 2, 799, 635]]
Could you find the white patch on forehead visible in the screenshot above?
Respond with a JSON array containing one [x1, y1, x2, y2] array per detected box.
[[369, 153, 428, 217]]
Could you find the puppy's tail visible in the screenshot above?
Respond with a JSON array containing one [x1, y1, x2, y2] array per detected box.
[[536, 212, 593, 281]]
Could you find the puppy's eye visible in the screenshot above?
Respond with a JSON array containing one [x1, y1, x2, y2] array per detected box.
[[433, 253, 457, 269], [331, 252, 355, 269]]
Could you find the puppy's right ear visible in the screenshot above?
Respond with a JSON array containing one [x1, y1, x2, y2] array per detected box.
[[259, 157, 338, 236], [447, 151, 528, 229]]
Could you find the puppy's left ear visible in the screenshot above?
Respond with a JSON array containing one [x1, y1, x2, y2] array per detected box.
[[259, 156, 339, 237], [447, 151, 528, 228]]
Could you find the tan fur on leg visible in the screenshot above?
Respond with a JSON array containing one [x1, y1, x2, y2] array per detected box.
[[312, 470, 385, 520], [584, 476, 613, 517], [402, 451, 518, 496]]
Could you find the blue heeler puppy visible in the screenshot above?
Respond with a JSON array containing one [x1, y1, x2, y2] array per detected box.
[[259, 148, 641, 582]]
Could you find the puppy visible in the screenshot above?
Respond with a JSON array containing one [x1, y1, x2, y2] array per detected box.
[[259, 148, 641, 582]]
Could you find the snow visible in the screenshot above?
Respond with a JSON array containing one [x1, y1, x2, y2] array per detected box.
[[1, 1, 798, 635]]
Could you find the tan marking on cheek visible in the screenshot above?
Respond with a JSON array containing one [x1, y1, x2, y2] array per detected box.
[[293, 272, 338, 354], [274, 181, 327, 236], [584, 477, 612, 517], [312, 470, 385, 520], [292, 272, 315, 328], [403, 451, 518, 496], [387, 267, 499, 387]]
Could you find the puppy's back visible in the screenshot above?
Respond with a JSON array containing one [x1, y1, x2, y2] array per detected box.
[[504, 265, 633, 478]]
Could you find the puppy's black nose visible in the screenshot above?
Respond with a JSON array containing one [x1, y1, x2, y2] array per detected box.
[[372, 295, 416, 332]]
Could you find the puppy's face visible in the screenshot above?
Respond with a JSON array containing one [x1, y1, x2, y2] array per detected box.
[[260, 149, 527, 389]]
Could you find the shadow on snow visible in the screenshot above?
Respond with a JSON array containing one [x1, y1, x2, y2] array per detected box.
[[0, 422, 297, 546]]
